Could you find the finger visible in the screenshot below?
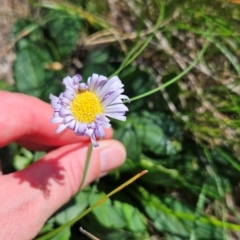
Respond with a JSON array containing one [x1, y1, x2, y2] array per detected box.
[[0, 139, 126, 240], [0, 91, 113, 149]]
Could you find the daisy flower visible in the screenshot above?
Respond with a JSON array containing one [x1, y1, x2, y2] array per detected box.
[[50, 74, 129, 147]]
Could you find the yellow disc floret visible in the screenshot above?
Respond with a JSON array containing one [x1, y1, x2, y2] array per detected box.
[[70, 91, 103, 123]]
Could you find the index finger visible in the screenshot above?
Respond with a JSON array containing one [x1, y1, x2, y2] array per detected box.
[[0, 91, 113, 148]]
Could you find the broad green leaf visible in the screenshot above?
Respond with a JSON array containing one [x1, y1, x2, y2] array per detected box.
[[139, 157, 195, 189], [13, 148, 33, 170], [14, 46, 45, 97], [119, 158, 140, 172], [89, 190, 148, 238], [11, 19, 44, 51], [114, 123, 141, 161], [90, 191, 126, 229], [125, 111, 182, 156], [50, 227, 71, 240], [82, 49, 116, 79], [53, 186, 92, 225], [114, 201, 147, 233], [13, 155, 32, 171], [38, 220, 54, 235], [33, 151, 46, 162], [46, 12, 82, 59], [139, 187, 223, 239]]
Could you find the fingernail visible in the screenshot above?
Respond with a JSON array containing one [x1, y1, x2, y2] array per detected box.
[[100, 145, 126, 172]]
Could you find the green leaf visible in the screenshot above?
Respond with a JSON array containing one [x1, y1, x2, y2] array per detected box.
[[82, 49, 116, 79], [14, 46, 45, 97], [139, 187, 223, 239], [53, 186, 92, 225], [46, 11, 82, 59], [114, 201, 147, 233], [139, 157, 195, 189], [11, 19, 44, 51], [38, 220, 54, 235], [133, 116, 166, 155], [88, 190, 148, 238], [127, 111, 182, 156], [118, 158, 140, 172], [114, 123, 142, 161], [13, 155, 32, 171], [13, 148, 33, 170], [50, 227, 71, 240], [33, 151, 46, 162], [90, 191, 126, 229]]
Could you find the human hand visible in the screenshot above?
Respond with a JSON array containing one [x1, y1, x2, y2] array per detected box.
[[0, 91, 126, 240]]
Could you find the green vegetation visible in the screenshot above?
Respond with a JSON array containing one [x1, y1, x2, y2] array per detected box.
[[2, 0, 240, 239]]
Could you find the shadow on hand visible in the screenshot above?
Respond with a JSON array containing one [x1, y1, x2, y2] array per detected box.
[[12, 144, 84, 198]]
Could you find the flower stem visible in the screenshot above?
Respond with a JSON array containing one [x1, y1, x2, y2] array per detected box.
[[129, 42, 209, 102], [79, 143, 93, 190]]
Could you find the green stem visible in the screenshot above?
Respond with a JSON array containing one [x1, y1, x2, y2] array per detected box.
[[79, 143, 93, 190], [129, 42, 209, 102], [36, 171, 147, 240]]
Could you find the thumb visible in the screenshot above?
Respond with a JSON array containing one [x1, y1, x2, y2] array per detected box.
[[0, 139, 126, 240]]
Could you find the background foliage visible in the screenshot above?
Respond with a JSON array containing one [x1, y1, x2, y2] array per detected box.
[[1, 0, 240, 239]]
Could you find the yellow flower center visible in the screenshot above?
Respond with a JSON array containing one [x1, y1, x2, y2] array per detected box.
[[70, 91, 103, 123]]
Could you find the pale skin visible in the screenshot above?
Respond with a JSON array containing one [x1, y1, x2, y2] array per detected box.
[[0, 91, 126, 240]]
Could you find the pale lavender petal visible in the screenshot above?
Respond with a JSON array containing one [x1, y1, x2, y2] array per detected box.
[[103, 82, 124, 96], [89, 122, 96, 129], [49, 93, 58, 101], [62, 97, 72, 104], [79, 83, 87, 90], [85, 128, 94, 137], [104, 104, 128, 113], [95, 118, 111, 128], [101, 115, 110, 123], [101, 89, 125, 107], [59, 108, 72, 117], [99, 82, 124, 100], [96, 76, 108, 88], [99, 115, 111, 126], [105, 123, 111, 128], [107, 98, 123, 105], [68, 119, 76, 130], [63, 91, 75, 100], [119, 94, 130, 101], [64, 115, 74, 124], [95, 115, 110, 125], [63, 76, 73, 86], [74, 121, 80, 132], [91, 134, 98, 147], [87, 77, 91, 86], [95, 125, 105, 138], [72, 74, 82, 84], [64, 86, 75, 93], [51, 102, 61, 109], [97, 76, 120, 96], [59, 92, 64, 99], [50, 117, 63, 123], [104, 113, 126, 121], [50, 94, 61, 108], [88, 73, 99, 91], [53, 112, 60, 117], [78, 123, 87, 134], [65, 85, 78, 93], [56, 124, 68, 134]]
